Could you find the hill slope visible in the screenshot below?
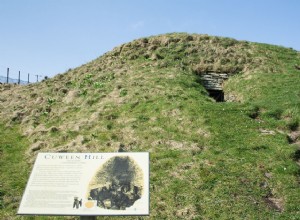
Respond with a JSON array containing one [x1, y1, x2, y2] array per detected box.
[[1, 33, 300, 219]]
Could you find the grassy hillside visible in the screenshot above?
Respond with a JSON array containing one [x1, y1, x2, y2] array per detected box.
[[0, 33, 300, 219]]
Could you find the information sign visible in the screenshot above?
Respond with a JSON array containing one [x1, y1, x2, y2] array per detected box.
[[18, 152, 149, 216]]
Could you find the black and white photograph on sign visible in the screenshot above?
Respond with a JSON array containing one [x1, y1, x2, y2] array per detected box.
[[87, 156, 144, 210], [18, 152, 149, 216]]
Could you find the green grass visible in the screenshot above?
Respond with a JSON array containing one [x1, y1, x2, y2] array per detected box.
[[0, 124, 30, 218], [0, 33, 300, 219]]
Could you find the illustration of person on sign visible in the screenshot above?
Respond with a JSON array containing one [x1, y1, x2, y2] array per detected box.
[[73, 197, 82, 209]]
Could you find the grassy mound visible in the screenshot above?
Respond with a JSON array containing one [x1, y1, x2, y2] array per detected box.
[[0, 33, 300, 219]]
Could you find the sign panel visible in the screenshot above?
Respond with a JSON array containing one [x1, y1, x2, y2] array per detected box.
[[18, 152, 149, 216]]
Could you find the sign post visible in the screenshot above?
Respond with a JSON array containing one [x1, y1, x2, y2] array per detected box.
[[80, 216, 96, 220], [18, 152, 149, 217]]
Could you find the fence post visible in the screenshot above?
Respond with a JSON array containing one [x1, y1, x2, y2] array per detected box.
[[18, 71, 21, 84], [6, 68, 9, 83], [28, 73, 30, 84]]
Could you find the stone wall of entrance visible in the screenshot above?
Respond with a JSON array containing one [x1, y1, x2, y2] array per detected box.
[[199, 72, 231, 102], [200, 72, 229, 91]]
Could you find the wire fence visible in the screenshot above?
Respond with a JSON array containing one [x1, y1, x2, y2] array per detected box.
[[0, 66, 44, 85]]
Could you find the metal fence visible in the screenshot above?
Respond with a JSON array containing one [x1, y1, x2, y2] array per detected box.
[[0, 67, 44, 84]]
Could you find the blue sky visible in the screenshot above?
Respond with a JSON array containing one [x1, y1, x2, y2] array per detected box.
[[0, 0, 299, 80]]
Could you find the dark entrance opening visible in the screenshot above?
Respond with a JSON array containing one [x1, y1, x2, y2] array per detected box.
[[207, 89, 224, 102]]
